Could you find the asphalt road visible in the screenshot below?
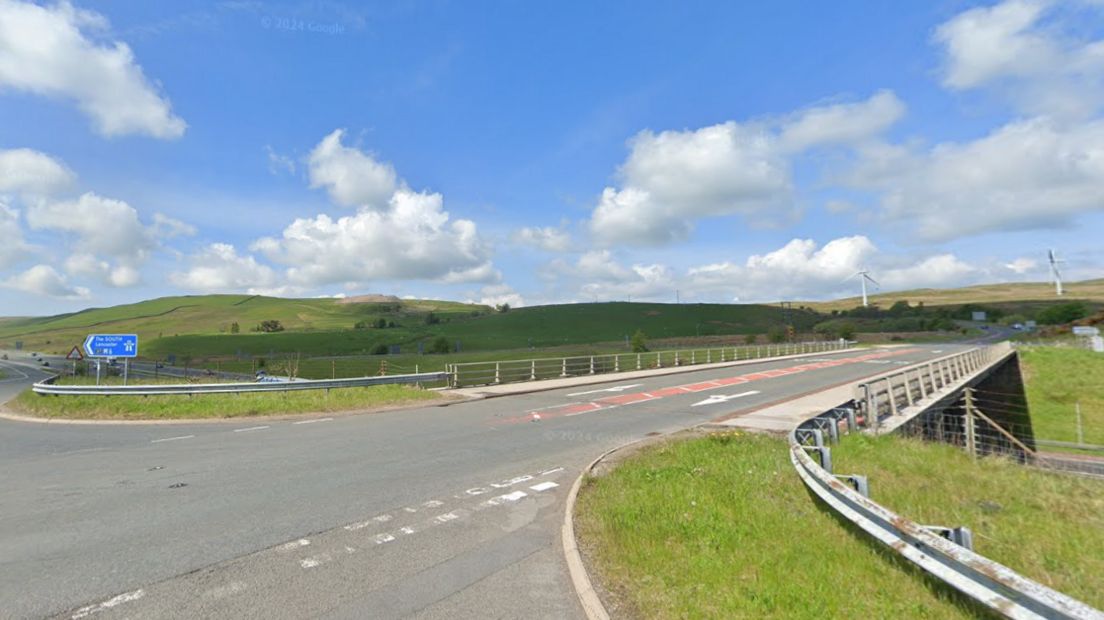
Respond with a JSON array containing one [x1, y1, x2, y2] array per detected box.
[[0, 344, 966, 620]]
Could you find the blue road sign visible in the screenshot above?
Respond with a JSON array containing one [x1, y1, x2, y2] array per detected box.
[[83, 334, 138, 358]]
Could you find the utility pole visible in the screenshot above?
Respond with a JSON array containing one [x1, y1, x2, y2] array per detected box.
[[964, 388, 977, 461]]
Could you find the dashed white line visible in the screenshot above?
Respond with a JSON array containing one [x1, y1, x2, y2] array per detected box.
[[539, 467, 564, 476], [482, 491, 528, 507], [373, 533, 395, 545], [530, 481, 559, 492], [300, 554, 331, 569], [491, 475, 533, 488], [434, 512, 460, 523], [293, 417, 333, 425], [233, 425, 269, 433], [400, 526, 416, 535], [277, 539, 310, 552], [71, 589, 144, 619], [422, 500, 444, 508], [151, 435, 195, 443]]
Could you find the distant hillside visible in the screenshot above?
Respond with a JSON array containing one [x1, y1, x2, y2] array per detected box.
[[804, 279, 1104, 313], [0, 294, 491, 356]]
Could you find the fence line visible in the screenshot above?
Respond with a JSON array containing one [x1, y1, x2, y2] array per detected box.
[[447, 340, 852, 388]]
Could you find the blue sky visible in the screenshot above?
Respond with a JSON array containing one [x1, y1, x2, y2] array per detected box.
[[3, 0, 1104, 316]]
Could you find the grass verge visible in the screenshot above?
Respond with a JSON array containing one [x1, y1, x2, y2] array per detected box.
[[5, 383, 444, 420], [578, 431, 1104, 618], [575, 431, 992, 620], [833, 433, 1104, 609], [1019, 347, 1104, 445]]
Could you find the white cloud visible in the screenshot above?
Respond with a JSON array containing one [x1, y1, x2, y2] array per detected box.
[[472, 283, 525, 309], [588, 121, 793, 247], [307, 129, 397, 208], [586, 91, 904, 248], [265, 145, 296, 176], [0, 0, 187, 138], [848, 117, 1104, 241], [510, 226, 572, 252], [877, 254, 979, 290], [934, 0, 1104, 118], [0, 203, 31, 268], [2, 264, 90, 299], [25, 192, 194, 287], [778, 90, 906, 152], [253, 187, 497, 286], [0, 147, 77, 196], [1005, 257, 1038, 274], [168, 243, 279, 292]]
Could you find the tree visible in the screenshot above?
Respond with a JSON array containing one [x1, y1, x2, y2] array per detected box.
[[230, 322, 240, 334], [258, 320, 284, 333], [839, 323, 856, 340], [496, 303, 511, 313], [768, 327, 787, 343], [630, 329, 648, 353], [744, 333, 758, 345], [424, 312, 440, 325], [888, 300, 912, 317], [375, 318, 388, 329], [1037, 302, 1089, 325], [371, 344, 389, 355], [431, 336, 451, 354]]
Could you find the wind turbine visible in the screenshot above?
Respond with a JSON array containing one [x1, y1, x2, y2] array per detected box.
[[843, 268, 880, 307], [1048, 249, 1065, 296]]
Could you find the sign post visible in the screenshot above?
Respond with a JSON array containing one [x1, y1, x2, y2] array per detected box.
[[65, 346, 83, 377], [83, 334, 138, 386]]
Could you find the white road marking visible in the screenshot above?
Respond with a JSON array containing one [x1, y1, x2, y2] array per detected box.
[[567, 384, 642, 396], [150, 435, 195, 443], [277, 539, 310, 551], [539, 467, 565, 476], [691, 390, 760, 407], [201, 581, 246, 600], [300, 554, 331, 569], [71, 589, 144, 619], [465, 487, 489, 496], [422, 500, 444, 508], [293, 417, 333, 425], [435, 512, 460, 523], [482, 491, 528, 506], [233, 425, 269, 433], [404, 507, 417, 513], [530, 481, 559, 492], [491, 475, 533, 488], [373, 533, 395, 544], [400, 526, 416, 535]]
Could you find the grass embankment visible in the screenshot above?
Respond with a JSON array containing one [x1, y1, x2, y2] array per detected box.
[[577, 431, 1104, 619], [1019, 347, 1104, 445], [6, 382, 443, 420]]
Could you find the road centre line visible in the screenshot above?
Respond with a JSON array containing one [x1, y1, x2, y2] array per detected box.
[[150, 435, 195, 443], [233, 426, 269, 433], [293, 417, 333, 425]]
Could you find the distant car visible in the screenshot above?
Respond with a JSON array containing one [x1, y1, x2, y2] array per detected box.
[[155, 362, 165, 369], [1012, 323, 1023, 330], [42, 361, 49, 366]]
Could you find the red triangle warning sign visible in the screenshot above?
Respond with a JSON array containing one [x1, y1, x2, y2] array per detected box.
[[66, 346, 84, 361]]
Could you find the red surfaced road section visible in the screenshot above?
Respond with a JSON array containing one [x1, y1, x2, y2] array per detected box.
[[491, 348, 919, 424]]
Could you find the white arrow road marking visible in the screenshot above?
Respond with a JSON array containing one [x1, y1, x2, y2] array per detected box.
[[567, 384, 643, 397], [691, 390, 760, 407]]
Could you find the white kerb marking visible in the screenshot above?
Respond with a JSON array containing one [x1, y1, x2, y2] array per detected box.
[[530, 481, 559, 492], [151, 435, 195, 443], [71, 589, 144, 619], [233, 425, 269, 433], [293, 417, 333, 425]]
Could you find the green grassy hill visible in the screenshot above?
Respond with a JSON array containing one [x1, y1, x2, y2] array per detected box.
[[0, 295, 816, 360], [806, 279, 1104, 313]]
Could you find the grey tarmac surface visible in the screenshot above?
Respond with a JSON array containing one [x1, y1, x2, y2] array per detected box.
[[0, 344, 967, 620]]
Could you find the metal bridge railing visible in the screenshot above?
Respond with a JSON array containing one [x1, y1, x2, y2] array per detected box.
[[446, 340, 853, 388], [32, 372, 449, 397], [857, 342, 1014, 429]]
